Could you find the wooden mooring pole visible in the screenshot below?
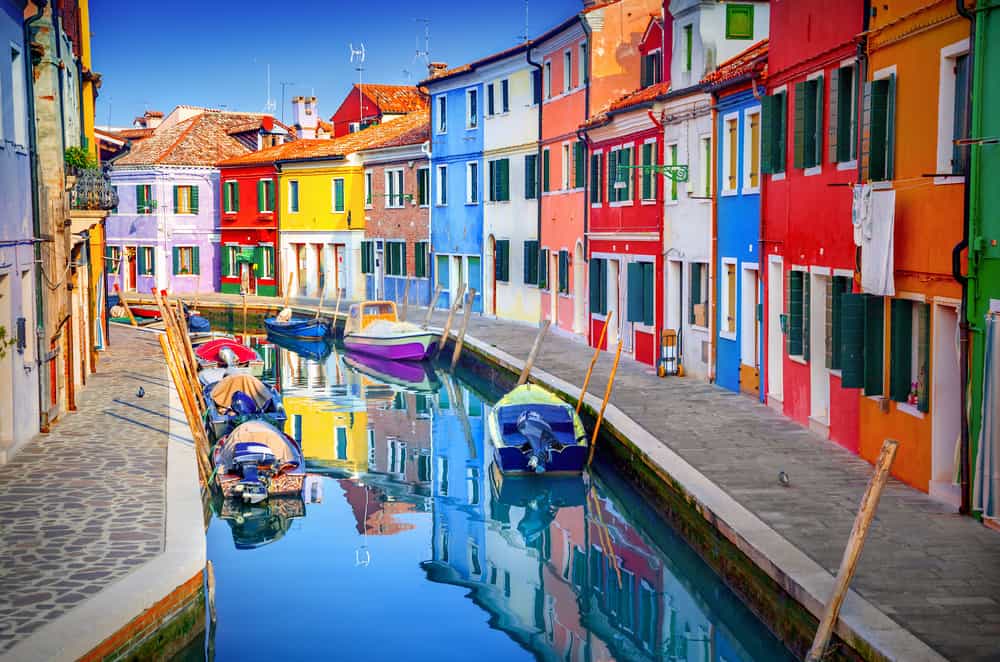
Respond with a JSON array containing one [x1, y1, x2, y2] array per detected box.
[[423, 285, 443, 328], [314, 288, 326, 320], [586, 340, 624, 468], [577, 312, 614, 415], [400, 278, 411, 321], [805, 439, 899, 662], [450, 288, 477, 370], [113, 284, 137, 326], [516, 320, 551, 386], [438, 283, 466, 351], [282, 272, 293, 308]]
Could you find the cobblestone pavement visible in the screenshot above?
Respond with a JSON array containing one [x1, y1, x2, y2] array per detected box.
[[0, 326, 171, 654]]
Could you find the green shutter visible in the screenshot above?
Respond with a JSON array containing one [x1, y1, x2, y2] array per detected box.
[[812, 76, 823, 168], [623, 147, 633, 200], [627, 262, 642, 322], [257, 180, 265, 212], [233, 182, 240, 211], [500, 159, 510, 201], [866, 79, 890, 181], [192, 246, 200, 275], [590, 153, 600, 202], [801, 274, 810, 361], [172, 247, 180, 275], [173, 185, 180, 212], [691, 263, 702, 324], [885, 73, 896, 180], [559, 250, 569, 293], [336, 180, 345, 211], [889, 299, 912, 402], [840, 293, 866, 388], [361, 241, 369, 274], [793, 82, 806, 170], [574, 142, 585, 189], [542, 150, 550, 193], [607, 150, 617, 201], [136, 246, 146, 276], [539, 249, 549, 289], [223, 183, 230, 212], [917, 303, 930, 412], [761, 95, 774, 175], [777, 92, 787, 172], [524, 155, 537, 200], [267, 181, 275, 212], [641, 143, 652, 199], [825, 279, 834, 369], [191, 185, 199, 214], [642, 263, 654, 326], [829, 67, 840, 163], [863, 295, 885, 396], [401, 243, 407, 276], [590, 258, 601, 313], [787, 270, 803, 355], [253, 245, 264, 275], [221, 244, 231, 277], [136, 185, 146, 213]]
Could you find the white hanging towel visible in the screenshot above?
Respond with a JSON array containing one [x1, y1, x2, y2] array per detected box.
[[860, 188, 895, 296], [851, 184, 873, 247]]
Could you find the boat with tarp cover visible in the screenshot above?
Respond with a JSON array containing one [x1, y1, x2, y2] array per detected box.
[[487, 383, 588, 475], [212, 420, 305, 504], [203, 373, 286, 441], [343, 301, 439, 361], [195, 338, 264, 376]]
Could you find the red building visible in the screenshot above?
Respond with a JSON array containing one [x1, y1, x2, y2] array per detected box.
[[761, 0, 867, 451], [328, 84, 428, 137], [582, 17, 669, 366], [215, 160, 281, 296]]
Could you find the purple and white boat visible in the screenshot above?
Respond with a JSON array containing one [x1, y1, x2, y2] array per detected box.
[[342, 301, 440, 362]]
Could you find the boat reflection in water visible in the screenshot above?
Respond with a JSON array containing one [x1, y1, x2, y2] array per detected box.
[[213, 495, 305, 550], [191, 336, 794, 662]]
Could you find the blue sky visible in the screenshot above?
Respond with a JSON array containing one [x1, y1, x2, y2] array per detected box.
[[91, 0, 580, 128]]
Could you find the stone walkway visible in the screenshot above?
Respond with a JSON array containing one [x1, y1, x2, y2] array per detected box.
[[0, 326, 172, 655]]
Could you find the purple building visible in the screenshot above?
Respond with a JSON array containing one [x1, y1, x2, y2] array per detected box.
[[106, 107, 293, 295]]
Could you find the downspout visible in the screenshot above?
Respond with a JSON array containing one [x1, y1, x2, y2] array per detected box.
[[648, 109, 666, 360], [954, 0, 974, 515], [526, 44, 543, 321], [709, 90, 718, 383], [580, 14, 592, 260], [25, 0, 49, 432], [576, 124, 593, 344]]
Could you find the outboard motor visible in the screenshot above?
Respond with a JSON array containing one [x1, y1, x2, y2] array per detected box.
[[230, 390, 260, 418], [219, 346, 240, 367], [231, 442, 276, 504], [516, 410, 558, 473]]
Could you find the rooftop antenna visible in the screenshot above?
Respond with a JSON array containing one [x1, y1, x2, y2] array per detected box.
[[263, 64, 276, 114], [518, 0, 529, 42], [350, 42, 367, 128], [279, 81, 295, 124], [413, 18, 431, 67]]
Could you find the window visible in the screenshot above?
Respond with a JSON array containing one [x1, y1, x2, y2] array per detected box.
[[523, 240, 539, 285], [700, 137, 712, 197], [170, 184, 197, 214], [761, 90, 788, 175], [722, 260, 737, 335], [542, 148, 550, 193], [363, 173, 371, 208], [589, 257, 608, 315], [436, 165, 448, 205], [223, 181, 239, 213], [10, 45, 27, 147], [258, 179, 275, 213], [260, 245, 274, 278], [385, 241, 407, 276], [289, 180, 300, 212], [385, 168, 404, 208], [745, 108, 761, 191], [794, 75, 824, 170], [488, 158, 510, 202], [785, 269, 808, 359], [725, 4, 755, 39], [640, 141, 657, 201], [829, 63, 859, 164], [361, 241, 374, 274], [562, 143, 571, 190], [172, 246, 199, 276], [573, 141, 585, 189], [417, 168, 430, 206], [544, 61, 552, 99], [532, 69, 542, 105], [436, 254, 449, 291], [641, 51, 661, 88], [690, 262, 708, 327], [723, 116, 739, 193], [107, 246, 121, 274], [579, 42, 588, 86], [466, 162, 478, 204], [683, 25, 693, 72], [558, 250, 569, 294], [135, 184, 154, 214], [888, 299, 930, 412], [564, 50, 572, 92], [590, 152, 603, 204], [524, 154, 538, 200], [224, 245, 239, 277], [494, 239, 510, 283], [827, 275, 852, 369], [332, 178, 345, 212], [538, 248, 549, 289], [466, 88, 478, 129], [951, 54, 970, 174], [437, 95, 447, 133], [838, 293, 885, 395], [863, 73, 896, 181], [937, 42, 970, 177], [627, 261, 654, 326], [607, 146, 633, 203], [487, 82, 495, 116], [138, 246, 155, 276], [414, 241, 429, 278]]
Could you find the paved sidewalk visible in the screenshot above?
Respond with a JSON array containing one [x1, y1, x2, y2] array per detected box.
[[0, 326, 176, 655]]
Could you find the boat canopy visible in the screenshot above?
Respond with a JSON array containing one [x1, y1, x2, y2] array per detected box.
[[345, 301, 399, 334], [210, 373, 271, 410], [216, 421, 299, 468]]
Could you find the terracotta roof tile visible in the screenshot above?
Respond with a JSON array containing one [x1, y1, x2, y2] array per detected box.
[[354, 84, 428, 115], [581, 81, 671, 129], [419, 42, 530, 86], [116, 127, 155, 140], [114, 111, 280, 167], [701, 39, 768, 86]]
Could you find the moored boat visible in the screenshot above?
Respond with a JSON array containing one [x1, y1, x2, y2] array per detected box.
[[195, 337, 264, 376], [264, 315, 331, 341], [266, 332, 333, 362], [342, 351, 441, 393], [343, 301, 439, 362], [487, 383, 588, 475], [212, 420, 305, 504], [203, 372, 286, 441]]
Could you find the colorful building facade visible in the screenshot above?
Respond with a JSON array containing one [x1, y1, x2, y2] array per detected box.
[[216, 161, 282, 296], [329, 84, 428, 137]]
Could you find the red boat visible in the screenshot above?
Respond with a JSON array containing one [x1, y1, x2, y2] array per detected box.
[[195, 338, 264, 377], [130, 306, 162, 319]]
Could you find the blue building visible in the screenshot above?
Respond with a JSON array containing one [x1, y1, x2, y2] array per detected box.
[[421, 63, 486, 311], [0, 0, 40, 459], [706, 41, 768, 397]]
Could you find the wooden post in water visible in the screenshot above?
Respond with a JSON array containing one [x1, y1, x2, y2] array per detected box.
[[516, 320, 551, 386], [400, 278, 411, 321], [113, 284, 137, 326], [438, 283, 466, 351], [314, 288, 326, 320], [450, 288, 477, 370], [423, 285, 443, 328], [242, 293, 248, 336], [206, 560, 217, 624], [282, 272, 293, 308], [577, 312, 614, 415], [806, 439, 900, 662], [586, 340, 624, 468], [331, 287, 343, 336]]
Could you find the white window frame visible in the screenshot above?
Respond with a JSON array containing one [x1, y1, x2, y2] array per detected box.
[[500, 78, 510, 114], [722, 112, 740, 196], [640, 137, 658, 204], [260, 244, 275, 278], [331, 177, 345, 213], [140, 246, 155, 276], [803, 69, 825, 177], [223, 180, 238, 213], [935, 38, 971, 185], [436, 164, 448, 206], [835, 57, 859, 171], [665, 141, 679, 205], [578, 42, 587, 87], [363, 172, 372, 209], [609, 142, 635, 208], [417, 166, 430, 207], [437, 95, 447, 133], [742, 105, 762, 194], [720, 257, 738, 339], [590, 148, 604, 209], [259, 178, 274, 213], [561, 142, 571, 190], [384, 168, 405, 209], [466, 161, 479, 204], [563, 49, 572, 93], [288, 179, 300, 213], [699, 134, 712, 199], [175, 246, 196, 277], [486, 81, 495, 116], [225, 244, 239, 277], [10, 42, 28, 149], [466, 87, 478, 130], [544, 60, 552, 99]]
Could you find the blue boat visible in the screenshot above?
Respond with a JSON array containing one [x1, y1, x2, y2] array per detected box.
[[203, 373, 286, 442], [487, 384, 589, 475], [266, 332, 333, 362], [188, 314, 211, 333], [264, 316, 331, 341]]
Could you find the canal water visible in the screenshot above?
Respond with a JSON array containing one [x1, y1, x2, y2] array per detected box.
[[177, 330, 795, 661]]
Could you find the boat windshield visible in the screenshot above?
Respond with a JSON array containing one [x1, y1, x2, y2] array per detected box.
[[346, 302, 398, 334]]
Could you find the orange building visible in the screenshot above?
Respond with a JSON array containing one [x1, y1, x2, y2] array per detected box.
[[857, 0, 968, 503]]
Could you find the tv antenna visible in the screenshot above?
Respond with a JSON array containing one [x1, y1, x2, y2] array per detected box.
[[263, 64, 276, 114], [413, 18, 431, 67], [350, 43, 367, 128], [279, 81, 295, 124], [517, 1, 530, 42]]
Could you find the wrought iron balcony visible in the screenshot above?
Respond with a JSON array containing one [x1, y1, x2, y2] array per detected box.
[[68, 166, 119, 212]]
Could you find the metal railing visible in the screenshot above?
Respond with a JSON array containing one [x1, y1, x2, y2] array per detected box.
[[68, 166, 119, 211]]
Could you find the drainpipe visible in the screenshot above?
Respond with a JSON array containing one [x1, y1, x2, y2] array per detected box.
[[953, 0, 975, 515], [709, 92, 718, 383], [526, 44, 543, 322], [580, 13, 592, 261], [25, 1, 48, 431]]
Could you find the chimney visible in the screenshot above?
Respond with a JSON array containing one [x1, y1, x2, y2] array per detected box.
[[427, 62, 448, 78], [292, 95, 318, 139]]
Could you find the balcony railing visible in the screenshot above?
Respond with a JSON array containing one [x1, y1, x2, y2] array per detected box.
[[68, 166, 119, 212]]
